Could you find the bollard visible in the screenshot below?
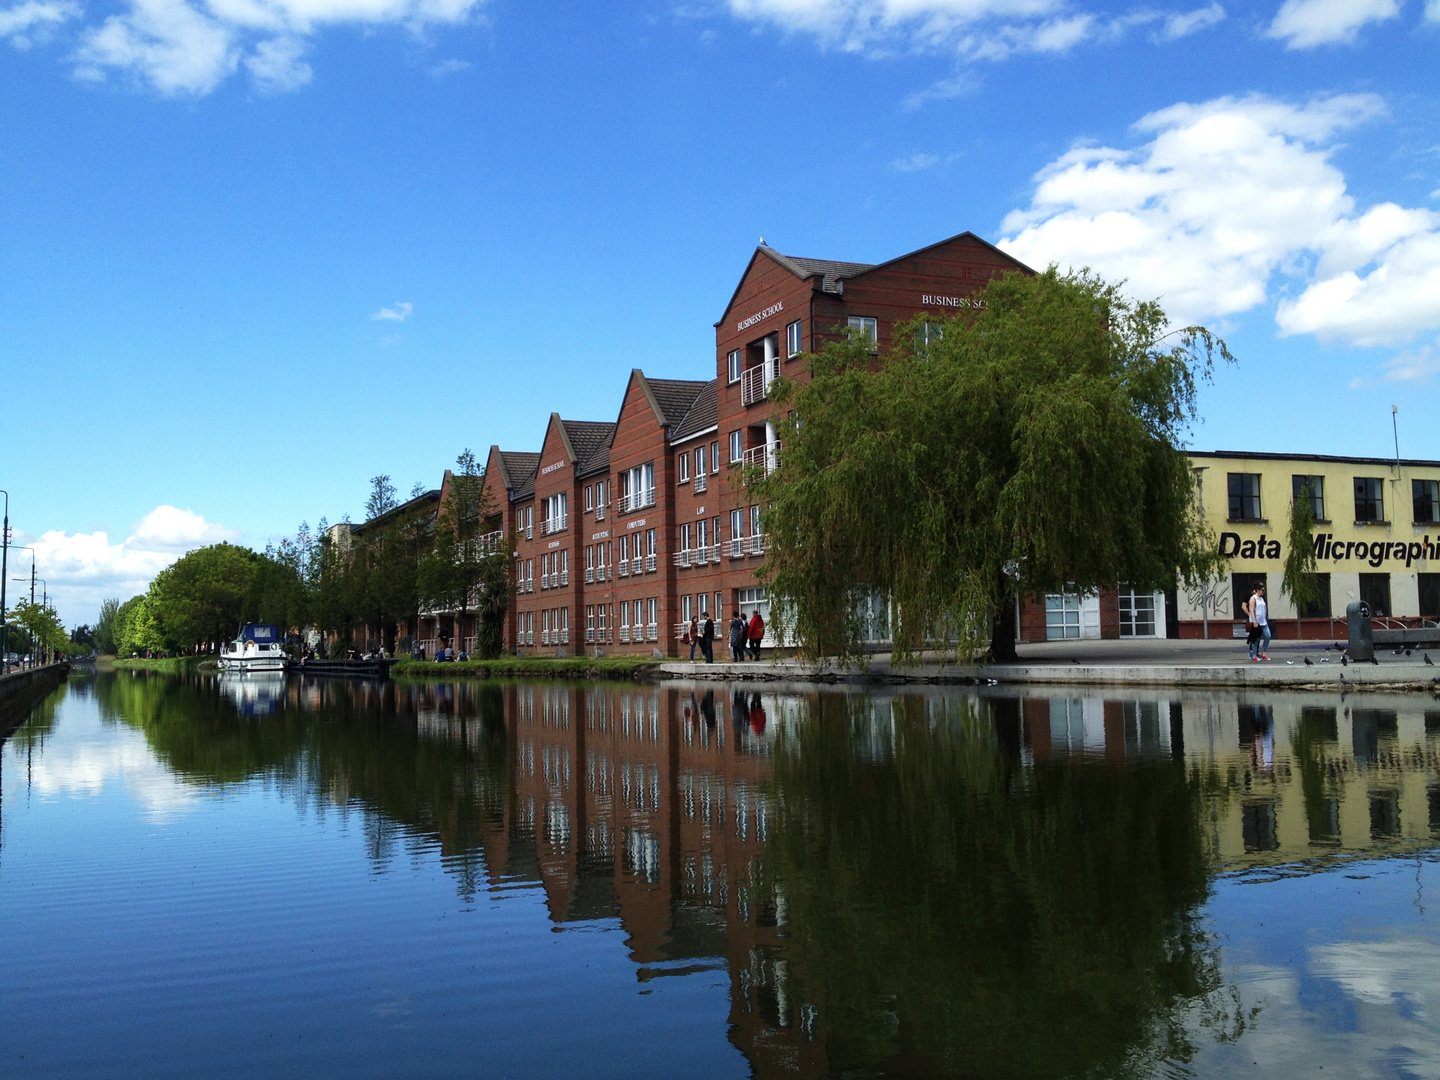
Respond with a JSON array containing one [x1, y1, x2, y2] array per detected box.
[[1346, 600, 1374, 661]]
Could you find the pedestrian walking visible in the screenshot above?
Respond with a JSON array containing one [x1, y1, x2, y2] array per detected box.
[[701, 612, 715, 663], [747, 609, 765, 660], [728, 610, 745, 661], [1246, 581, 1271, 661]]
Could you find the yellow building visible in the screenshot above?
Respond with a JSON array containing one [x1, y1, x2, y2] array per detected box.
[[1184, 451, 1440, 639]]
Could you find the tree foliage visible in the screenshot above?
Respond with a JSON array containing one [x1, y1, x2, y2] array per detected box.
[[93, 597, 122, 655], [755, 267, 1232, 662], [1281, 481, 1320, 629]]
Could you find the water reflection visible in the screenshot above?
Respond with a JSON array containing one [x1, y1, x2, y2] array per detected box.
[[13, 672, 1440, 1078]]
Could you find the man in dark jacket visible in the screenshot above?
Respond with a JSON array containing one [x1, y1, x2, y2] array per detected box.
[[728, 611, 745, 661], [701, 613, 715, 663]]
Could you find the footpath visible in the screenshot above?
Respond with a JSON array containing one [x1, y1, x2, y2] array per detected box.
[[654, 638, 1440, 693]]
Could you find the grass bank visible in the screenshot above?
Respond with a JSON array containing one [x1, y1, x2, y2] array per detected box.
[[112, 656, 217, 674], [392, 656, 663, 682]]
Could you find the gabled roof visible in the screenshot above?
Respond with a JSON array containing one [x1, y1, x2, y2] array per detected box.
[[561, 419, 616, 467], [641, 376, 710, 428], [496, 450, 540, 492], [716, 231, 1036, 324], [670, 379, 717, 444]]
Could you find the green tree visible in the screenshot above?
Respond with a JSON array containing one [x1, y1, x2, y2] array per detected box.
[[417, 450, 510, 658], [366, 475, 398, 519], [1281, 480, 1320, 636], [93, 597, 122, 655], [115, 594, 166, 656], [12, 600, 67, 660], [755, 267, 1231, 662]]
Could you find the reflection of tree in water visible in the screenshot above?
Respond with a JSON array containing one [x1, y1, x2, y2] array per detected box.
[[92, 672, 511, 902], [754, 692, 1247, 1079]]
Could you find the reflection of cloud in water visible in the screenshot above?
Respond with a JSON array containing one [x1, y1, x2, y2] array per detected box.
[[1311, 940, 1440, 1014], [29, 730, 200, 819]]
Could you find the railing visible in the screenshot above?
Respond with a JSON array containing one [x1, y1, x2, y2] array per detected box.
[[595, 505, 605, 521], [616, 489, 655, 514], [630, 557, 643, 576], [462, 636, 476, 656], [741, 364, 768, 406], [586, 628, 595, 643], [619, 627, 631, 643], [645, 553, 656, 573], [541, 629, 550, 646], [540, 575, 548, 591], [748, 534, 767, 556], [524, 524, 533, 540], [618, 560, 630, 577], [741, 442, 781, 474], [694, 473, 707, 493], [585, 567, 594, 583], [729, 538, 745, 559], [523, 630, 534, 645], [541, 514, 567, 535], [595, 565, 607, 582], [646, 624, 658, 641], [417, 637, 439, 657], [560, 568, 568, 586], [673, 549, 692, 569], [560, 628, 569, 644], [708, 543, 722, 563]]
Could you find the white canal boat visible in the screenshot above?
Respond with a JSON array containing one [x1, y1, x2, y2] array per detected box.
[[218, 624, 288, 673]]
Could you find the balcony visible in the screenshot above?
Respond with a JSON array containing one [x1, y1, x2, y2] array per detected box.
[[618, 560, 630, 578], [741, 442, 781, 474], [524, 524, 533, 540], [586, 628, 595, 643], [694, 546, 709, 567], [560, 628, 569, 645], [708, 543, 722, 563], [694, 472, 707, 493], [559, 569, 568, 586], [630, 557, 643, 576], [748, 534, 767, 555], [595, 505, 605, 521], [585, 567, 594, 584], [645, 553, 656, 573], [616, 489, 656, 515], [541, 514, 567, 536], [541, 630, 550, 646], [740, 364, 770, 407], [672, 623, 688, 640], [619, 627, 631, 643], [673, 549, 692, 569], [646, 624, 659, 642]]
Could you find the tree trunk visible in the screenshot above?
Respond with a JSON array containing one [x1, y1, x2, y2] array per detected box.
[[990, 578, 1019, 663]]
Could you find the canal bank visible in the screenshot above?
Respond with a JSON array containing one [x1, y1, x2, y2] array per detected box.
[[0, 663, 72, 738], [653, 638, 1440, 693]]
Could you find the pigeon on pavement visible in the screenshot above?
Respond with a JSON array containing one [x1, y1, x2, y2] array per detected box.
[[1304, 656, 1313, 666], [1425, 653, 1434, 666]]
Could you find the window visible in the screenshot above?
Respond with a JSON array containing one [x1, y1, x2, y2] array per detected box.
[[915, 321, 944, 352], [1414, 479, 1439, 523], [750, 504, 762, 538], [586, 605, 595, 643], [1358, 573, 1391, 616], [695, 444, 706, 477], [1292, 475, 1325, 520], [619, 535, 629, 564], [543, 493, 567, 533], [1354, 477, 1385, 522], [584, 485, 593, 512], [1045, 593, 1081, 640], [620, 463, 655, 511], [560, 549, 568, 585], [678, 452, 690, 483], [681, 595, 692, 623], [728, 349, 741, 384], [647, 598, 658, 632], [729, 431, 743, 463], [698, 592, 709, 615], [1298, 574, 1332, 619], [597, 604, 607, 640], [1419, 573, 1440, 619], [786, 320, 802, 357], [1117, 586, 1157, 638], [711, 441, 720, 473], [697, 519, 708, 550], [847, 316, 878, 349], [679, 523, 691, 551], [1227, 473, 1262, 521], [732, 508, 745, 538], [713, 517, 721, 552]]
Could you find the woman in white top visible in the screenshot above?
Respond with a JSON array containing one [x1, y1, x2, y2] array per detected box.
[[1248, 582, 1271, 661]]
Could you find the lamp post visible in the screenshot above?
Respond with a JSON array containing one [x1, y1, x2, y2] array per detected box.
[[6, 544, 36, 671], [34, 580, 48, 665]]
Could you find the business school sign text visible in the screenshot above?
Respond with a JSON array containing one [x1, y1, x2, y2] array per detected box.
[[922, 293, 986, 310], [1220, 531, 1437, 568], [737, 301, 783, 333]]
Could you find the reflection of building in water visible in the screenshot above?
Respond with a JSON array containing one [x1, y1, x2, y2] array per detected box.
[[1022, 690, 1440, 872], [342, 679, 1440, 1077]]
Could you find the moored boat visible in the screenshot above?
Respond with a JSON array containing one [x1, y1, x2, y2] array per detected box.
[[218, 624, 287, 673]]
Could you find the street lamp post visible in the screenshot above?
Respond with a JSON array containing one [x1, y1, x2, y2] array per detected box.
[[9, 545, 37, 668], [0, 489, 8, 672]]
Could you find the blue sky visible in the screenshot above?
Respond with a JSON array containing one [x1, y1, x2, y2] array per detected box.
[[2, 0, 1438, 625]]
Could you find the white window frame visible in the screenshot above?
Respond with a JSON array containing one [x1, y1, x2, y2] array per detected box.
[[679, 452, 690, 483], [584, 485, 593, 512], [695, 444, 706, 476], [711, 441, 720, 473], [728, 349, 741, 384], [729, 431, 743, 463], [786, 320, 802, 357], [848, 316, 878, 349]]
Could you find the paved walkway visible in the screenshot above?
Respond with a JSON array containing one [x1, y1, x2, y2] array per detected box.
[[655, 638, 1440, 691]]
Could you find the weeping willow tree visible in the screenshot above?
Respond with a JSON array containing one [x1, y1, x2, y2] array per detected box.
[[754, 267, 1233, 662], [1281, 480, 1320, 637]]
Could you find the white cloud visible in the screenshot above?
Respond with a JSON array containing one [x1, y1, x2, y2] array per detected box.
[[1268, 0, 1400, 48], [723, 0, 1220, 60], [1348, 341, 1440, 387], [892, 151, 939, 172], [29, 729, 202, 819], [998, 93, 1440, 358], [70, 0, 485, 95], [21, 505, 240, 627], [0, 0, 79, 46], [1159, 1, 1223, 39], [371, 300, 413, 321]]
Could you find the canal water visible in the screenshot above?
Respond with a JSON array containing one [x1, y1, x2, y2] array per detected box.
[[2, 672, 1439, 1079]]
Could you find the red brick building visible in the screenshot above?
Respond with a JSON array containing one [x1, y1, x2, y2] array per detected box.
[[482, 231, 1031, 657]]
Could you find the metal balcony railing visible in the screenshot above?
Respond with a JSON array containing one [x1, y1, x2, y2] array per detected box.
[[619, 627, 631, 643], [741, 443, 781, 473], [560, 629, 569, 644], [749, 534, 767, 556], [585, 567, 594, 584], [694, 473, 707, 493], [741, 364, 768, 406], [524, 524, 533, 540], [560, 569, 568, 586], [630, 557, 642, 576], [673, 549, 692, 569], [586, 628, 595, 643], [646, 624, 658, 642], [618, 561, 630, 577], [729, 538, 745, 559], [645, 553, 656, 573]]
